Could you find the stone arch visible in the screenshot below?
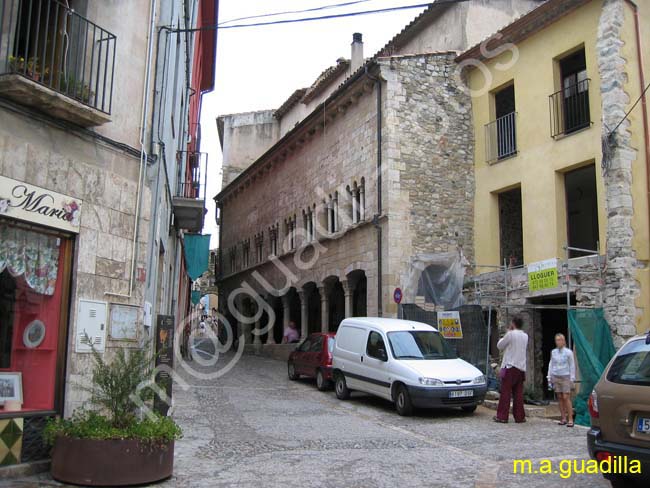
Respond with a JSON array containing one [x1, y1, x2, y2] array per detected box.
[[302, 281, 321, 335], [346, 269, 368, 317]]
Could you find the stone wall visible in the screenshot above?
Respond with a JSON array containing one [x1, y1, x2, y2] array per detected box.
[[218, 83, 380, 299], [383, 53, 475, 311], [597, 0, 642, 344], [0, 108, 151, 415]]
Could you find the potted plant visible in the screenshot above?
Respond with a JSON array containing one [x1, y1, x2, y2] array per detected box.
[[8, 55, 49, 82], [59, 73, 95, 103], [44, 346, 181, 486]]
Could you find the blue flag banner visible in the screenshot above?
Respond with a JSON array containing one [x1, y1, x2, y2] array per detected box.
[[184, 234, 212, 281]]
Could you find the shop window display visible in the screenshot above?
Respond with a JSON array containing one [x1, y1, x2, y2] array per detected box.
[[0, 223, 71, 413]]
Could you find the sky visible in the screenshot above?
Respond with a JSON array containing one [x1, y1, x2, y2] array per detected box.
[[199, 0, 431, 247]]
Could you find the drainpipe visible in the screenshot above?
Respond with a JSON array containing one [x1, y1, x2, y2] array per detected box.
[[366, 65, 383, 316], [623, 0, 650, 301], [105, 0, 157, 300]]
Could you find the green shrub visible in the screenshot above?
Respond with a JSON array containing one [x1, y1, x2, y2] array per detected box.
[[43, 411, 182, 446], [44, 341, 181, 444]]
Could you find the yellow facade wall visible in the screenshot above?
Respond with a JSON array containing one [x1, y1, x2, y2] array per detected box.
[[468, 0, 650, 332]]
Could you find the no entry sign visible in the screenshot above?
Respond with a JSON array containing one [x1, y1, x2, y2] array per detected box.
[[393, 287, 403, 304]]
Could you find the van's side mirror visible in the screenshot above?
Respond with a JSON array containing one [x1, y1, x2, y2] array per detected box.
[[377, 348, 388, 362]]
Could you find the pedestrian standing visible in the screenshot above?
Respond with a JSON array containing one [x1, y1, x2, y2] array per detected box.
[[494, 316, 529, 424], [547, 333, 576, 427]]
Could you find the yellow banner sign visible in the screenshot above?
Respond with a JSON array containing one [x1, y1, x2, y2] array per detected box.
[[528, 258, 559, 292], [437, 311, 463, 340]]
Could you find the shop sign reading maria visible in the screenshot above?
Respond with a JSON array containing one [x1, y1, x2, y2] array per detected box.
[[0, 175, 82, 233]]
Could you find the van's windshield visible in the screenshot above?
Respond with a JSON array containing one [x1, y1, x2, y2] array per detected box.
[[606, 338, 650, 387], [388, 331, 457, 360]]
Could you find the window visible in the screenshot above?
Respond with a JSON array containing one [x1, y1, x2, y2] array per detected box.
[[350, 181, 365, 224], [297, 338, 312, 352], [310, 335, 324, 352], [387, 331, 457, 360], [242, 240, 250, 269], [366, 331, 388, 361], [0, 222, 73, 412], [498, 187, 524, 267], [303, 208, 315, 242], [285, 216, 296, 250], [229, 248, 236, 273], [269, 225, 278, 256], [606, 338, 650, 386], [565, 164, 599, 257], [255, 233, 264, 263], [550, 48, 591, 137], [486, 84, 517, 162]]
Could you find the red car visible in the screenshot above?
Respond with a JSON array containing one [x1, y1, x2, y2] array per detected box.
[[288, 333, 336, 390]]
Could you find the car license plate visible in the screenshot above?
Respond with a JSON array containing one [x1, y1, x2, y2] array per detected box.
[[449, 390, 473, 398], [637, 417, 650, 434]]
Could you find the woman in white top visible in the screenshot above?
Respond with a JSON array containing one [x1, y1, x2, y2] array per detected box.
[[547, 333, 576, 427]]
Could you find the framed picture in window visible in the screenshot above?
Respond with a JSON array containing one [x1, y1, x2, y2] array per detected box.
[[0, 372, 22, 406]]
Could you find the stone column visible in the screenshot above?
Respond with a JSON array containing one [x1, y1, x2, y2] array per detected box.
[[298, 290, 309, 340], [352, 190, 358, 224], [342, 280, 355, 318], [253, 317, 262, 346], [319, 285, 330, 333], [266, 297, 276, 345], [282, 294, 291, 336]]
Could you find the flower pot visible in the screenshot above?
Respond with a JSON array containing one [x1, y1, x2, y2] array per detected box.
[[50, 436, 174, 486]]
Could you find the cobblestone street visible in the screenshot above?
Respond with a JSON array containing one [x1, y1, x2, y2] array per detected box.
[[4, 350, 609, 488]]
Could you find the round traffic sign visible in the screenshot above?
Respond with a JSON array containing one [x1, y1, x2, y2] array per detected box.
[[393, 287, 403, 304]]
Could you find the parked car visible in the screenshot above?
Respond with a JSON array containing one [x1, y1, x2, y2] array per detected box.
[[288, 333, 336, 390], [331, 317, 487, 416], [588, 332, 650, 487]]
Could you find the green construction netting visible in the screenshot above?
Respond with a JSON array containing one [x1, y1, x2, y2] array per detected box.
[[568, 308, 617, 427]]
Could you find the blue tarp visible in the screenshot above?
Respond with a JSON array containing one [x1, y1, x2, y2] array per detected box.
[[184, 234, 211, 281]]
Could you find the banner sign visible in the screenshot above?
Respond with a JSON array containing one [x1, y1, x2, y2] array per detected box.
[[528, 258, 559, 292], [437, 311, 463, 339], [0, 175, 82, 233], [154, 315, 174, 416]]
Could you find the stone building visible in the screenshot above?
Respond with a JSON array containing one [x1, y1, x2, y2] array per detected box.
[[214, 1, 544, 345], [458, 0, 650, 393], [0, 0, 215, 469]]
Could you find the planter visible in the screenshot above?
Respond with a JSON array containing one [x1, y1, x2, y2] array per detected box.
[[51, 436, 174, 486]]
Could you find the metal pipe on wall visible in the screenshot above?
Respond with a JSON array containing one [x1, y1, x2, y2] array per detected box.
[[105, 0, 157, 300]]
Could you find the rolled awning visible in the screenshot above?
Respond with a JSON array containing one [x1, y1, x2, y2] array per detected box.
[[183, 234, 211, 281]]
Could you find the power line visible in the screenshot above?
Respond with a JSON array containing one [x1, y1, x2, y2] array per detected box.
[[218, 3, 434, 30], [218, 0, 374, 26]]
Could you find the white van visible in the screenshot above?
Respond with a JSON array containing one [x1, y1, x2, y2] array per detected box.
[[331, 317, 487, 416]]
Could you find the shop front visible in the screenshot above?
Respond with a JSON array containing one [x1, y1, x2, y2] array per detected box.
[[0, 175, 79, 466]]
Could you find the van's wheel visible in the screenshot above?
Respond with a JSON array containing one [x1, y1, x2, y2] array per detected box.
[[461, 405, 477, 413], [335, 373, 350, 399], [316, 369, 330, 391], [288, 362, 299, 380], [395, 384, 414, 416]]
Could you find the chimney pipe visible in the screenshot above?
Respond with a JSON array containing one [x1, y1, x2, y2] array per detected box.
[[351, 32, 364, 73]]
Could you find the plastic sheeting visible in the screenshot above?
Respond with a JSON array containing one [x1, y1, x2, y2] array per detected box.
[[404, 251, 467, 310], [568, 308, 617, 427]]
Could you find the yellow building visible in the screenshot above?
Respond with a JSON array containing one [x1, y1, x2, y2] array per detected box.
[[458, 0, 649, 388]]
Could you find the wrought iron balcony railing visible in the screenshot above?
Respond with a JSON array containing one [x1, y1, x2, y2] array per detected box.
[[176, 150, 207, 201], [485, 111, 517, 164], [0, 0, 116, 114], [549, 78, 591, 138]]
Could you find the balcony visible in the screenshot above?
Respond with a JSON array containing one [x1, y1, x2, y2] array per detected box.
[[485, 111, 517, 164], [0, 0, 116, 126], [173, 151, 207, 233], [549, 78, 591, 138]]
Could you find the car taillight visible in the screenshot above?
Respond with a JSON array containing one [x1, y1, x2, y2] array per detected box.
[[595, 451, 611, 462], [588, 390, 599, 418]]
